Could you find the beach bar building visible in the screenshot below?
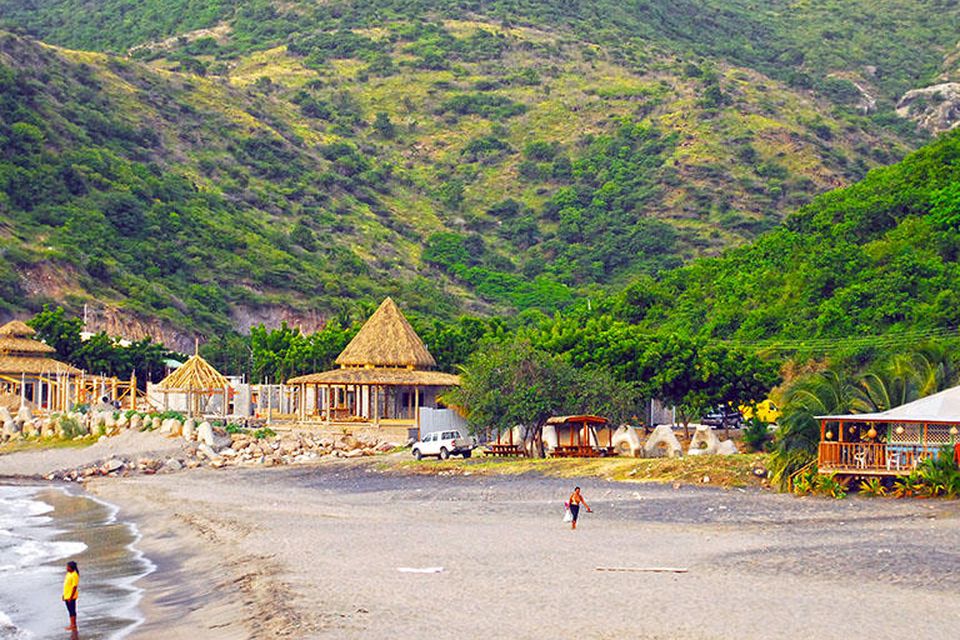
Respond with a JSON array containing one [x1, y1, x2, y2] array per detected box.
[[287, 298, 460, 437], [818, 385, 960, 477]]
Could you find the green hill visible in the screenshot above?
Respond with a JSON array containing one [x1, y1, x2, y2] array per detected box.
[[0, 1, 955, 342], [616, 128, 960, 358]]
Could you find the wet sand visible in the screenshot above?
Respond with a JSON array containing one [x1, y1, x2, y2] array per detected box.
[[87, 461, 960, 639], [0, 483, 150, 640]]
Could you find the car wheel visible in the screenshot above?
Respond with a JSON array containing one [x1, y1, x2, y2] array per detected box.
[[462, 450, 472, 459], [439, 447, 449, 460], [413, 448, 422, 460]]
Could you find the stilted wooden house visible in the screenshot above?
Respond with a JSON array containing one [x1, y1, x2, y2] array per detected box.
[[818, 386, 960, 477], [0, 320, 82, 411], [287, 298, 460, 435]]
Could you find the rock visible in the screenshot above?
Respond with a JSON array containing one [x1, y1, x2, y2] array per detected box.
[[182, 418, 196, 440], [343, 448, 365, 458], [103, 459, 125, 473], [897, 82, 960, 133], [0, 407, 12, 424], [129, 414, 142, 430], [376, 442, 394, 453], [164, 458, 183, 472], [2, 420, 18, 436], [211, 430, 232, 450], [281, 438, 301, 454], [220, 448, 238, 458], [117, 414, 129, 429], [15, 404, 33, 425], [197, 422, 214, 446], [197, 443, 215, 458], [337, 435, 360, 450], [169, 420, 183, 438]]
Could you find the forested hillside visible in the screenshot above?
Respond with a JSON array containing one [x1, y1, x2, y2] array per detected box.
[[615, 128, 960, 360], [0, 0, 954, 344]]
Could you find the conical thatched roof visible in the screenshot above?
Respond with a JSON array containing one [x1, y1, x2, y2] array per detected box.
[[335, 298, 436, 369], [0, 320, 37, 337], [156, 354, 230, 391], [0, 320, 55, 355], [0, 319, 80, 375]]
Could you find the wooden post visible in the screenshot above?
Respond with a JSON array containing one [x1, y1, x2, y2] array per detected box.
[[325, 386, 331, 425], [130, 372, 137, 411], [414, 385, 420, 439], [266, 378, 272, 425]]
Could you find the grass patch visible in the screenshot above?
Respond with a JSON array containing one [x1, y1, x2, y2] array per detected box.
[[383, 453, 767, 488], [0, 435, 99, 455]]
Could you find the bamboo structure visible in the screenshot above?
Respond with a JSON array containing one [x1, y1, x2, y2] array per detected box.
[[155, 353, 232, 418]]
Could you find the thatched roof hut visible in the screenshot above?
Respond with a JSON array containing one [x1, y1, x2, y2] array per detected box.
[[156, 354, 230, 392], [335, 297, 437, 369], [288, 298, 458, 429], [0, 320, 81, 376]]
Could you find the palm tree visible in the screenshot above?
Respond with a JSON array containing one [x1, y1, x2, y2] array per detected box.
[[769, 369, 859, 489]]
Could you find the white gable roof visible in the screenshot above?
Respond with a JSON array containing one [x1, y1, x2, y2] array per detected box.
[[818, 384, 960, 423]]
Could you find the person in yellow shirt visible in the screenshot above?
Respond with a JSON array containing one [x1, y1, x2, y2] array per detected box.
[[62, 561, 79, 632]]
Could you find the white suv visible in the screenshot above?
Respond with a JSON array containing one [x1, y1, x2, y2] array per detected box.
[[412, 430, 475, 460]]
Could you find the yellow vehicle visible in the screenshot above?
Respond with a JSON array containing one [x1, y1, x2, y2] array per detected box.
[[740, 399, 780, 424]]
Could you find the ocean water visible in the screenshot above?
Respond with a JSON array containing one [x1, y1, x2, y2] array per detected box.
[[0, 484, 152, 640]]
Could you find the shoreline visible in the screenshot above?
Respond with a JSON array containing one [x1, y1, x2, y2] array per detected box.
[[0, 481, 151, 639]]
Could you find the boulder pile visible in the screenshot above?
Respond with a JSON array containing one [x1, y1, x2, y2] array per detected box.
[[4, 408, 402, 481]]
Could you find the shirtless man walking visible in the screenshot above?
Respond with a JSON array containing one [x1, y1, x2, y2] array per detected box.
[[568, 486, 592, 530]]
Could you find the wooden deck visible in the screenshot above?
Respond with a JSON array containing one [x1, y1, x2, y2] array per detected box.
[[818, 442, 942, 476]]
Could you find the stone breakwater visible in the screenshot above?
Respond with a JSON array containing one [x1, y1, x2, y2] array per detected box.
[[41, 423, 399, 482]]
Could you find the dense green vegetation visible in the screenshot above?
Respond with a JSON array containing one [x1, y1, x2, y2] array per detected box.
[[28, 306, 175, 380], [4, 0, 956, 104], [620, 129, 960, 355]]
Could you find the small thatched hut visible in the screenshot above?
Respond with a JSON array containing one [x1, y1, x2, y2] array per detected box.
[[0, 320, 81, 410], [155, 353, 231, 417], [288, 298, 460, 433]]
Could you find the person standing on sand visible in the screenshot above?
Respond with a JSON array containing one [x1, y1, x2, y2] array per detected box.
[[63, 561, 79, 633], [568, 487, 592, 530]]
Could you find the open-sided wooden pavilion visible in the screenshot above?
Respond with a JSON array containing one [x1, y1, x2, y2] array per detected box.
[[818, 386, 960, 477], [546, 415, 616, 457], [0, 320, 82, 411], [155, 352, 232, 417], [287, 298, 460, 435]]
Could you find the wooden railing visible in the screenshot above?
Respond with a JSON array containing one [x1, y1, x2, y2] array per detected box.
[[818, 442, 940, 473]]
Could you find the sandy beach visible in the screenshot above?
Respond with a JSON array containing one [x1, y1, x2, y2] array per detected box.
[[71, 460, 960, 640]]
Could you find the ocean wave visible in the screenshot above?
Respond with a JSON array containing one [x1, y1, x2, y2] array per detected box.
[[11, 538, 87, 568], [0, 609, 33, 640]]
